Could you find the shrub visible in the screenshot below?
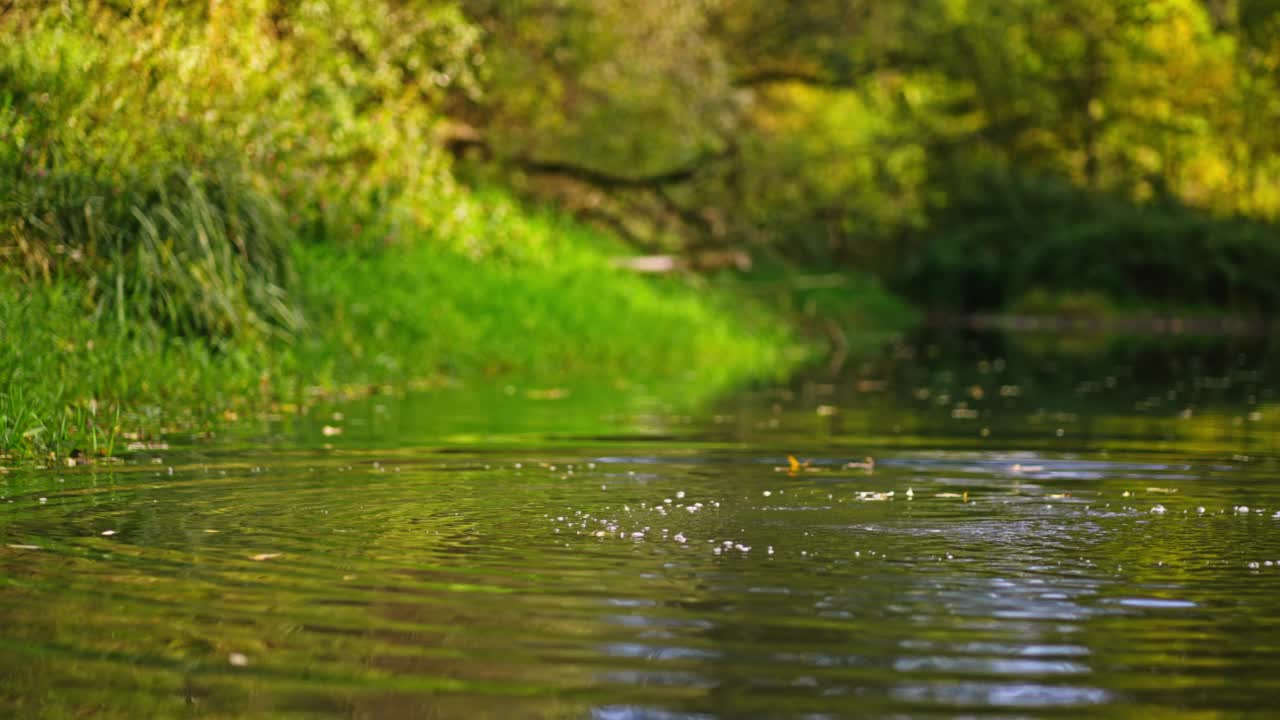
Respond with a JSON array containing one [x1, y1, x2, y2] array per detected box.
[[896, 169, 1280, 313]]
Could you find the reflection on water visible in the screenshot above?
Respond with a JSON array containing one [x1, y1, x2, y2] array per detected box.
[[3, 328, 1280, 718]]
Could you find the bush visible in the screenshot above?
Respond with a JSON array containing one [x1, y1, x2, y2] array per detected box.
[[896, 169, 1280, 313], [0, 1, 481, 343]]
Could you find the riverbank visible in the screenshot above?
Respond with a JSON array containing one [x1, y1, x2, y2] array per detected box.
[[0, 4, 926, 463], [3, 191, 851, 463]]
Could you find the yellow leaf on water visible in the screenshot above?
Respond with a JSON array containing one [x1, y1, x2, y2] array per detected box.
[[250, 553, 282, 561], [775, 455, 823, 474]]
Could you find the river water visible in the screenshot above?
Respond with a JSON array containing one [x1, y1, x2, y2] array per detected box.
[[3, 327, 1280, 718]]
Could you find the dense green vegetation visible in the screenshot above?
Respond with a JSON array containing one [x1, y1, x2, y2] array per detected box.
[[0, 192, 798, 460], [4, 0, 1280, 459], [456, 0, 1280, 311], [0, 2, 819, 460], [897, 170, 1280, 312]]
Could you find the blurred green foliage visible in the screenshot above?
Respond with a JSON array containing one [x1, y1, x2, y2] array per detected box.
[[4, 0, 1280, 457], [7, 0, 1279, 323], [0, 1, 801, 460], [455, 0, 1280, 309], [897, 169, 1280, 311], [2, 0, 481, 339]]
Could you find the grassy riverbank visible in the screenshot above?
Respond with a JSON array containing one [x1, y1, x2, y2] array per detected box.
[[0, 5, 788, 462], [0, 3, 924, 463], [1, 189, 829, 462]]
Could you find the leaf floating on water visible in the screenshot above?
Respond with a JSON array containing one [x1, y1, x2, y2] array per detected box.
[[6, 544, 40, 550], [1146, 487, 1179, 494], [855, 490, 894, 501], [935, 492, 964, 498], [775, 454, 814, 475], [1047, 493, 1072, 499], [321, 425, 343, 437], [250, 553, 282, 561], [844, 457, 875, 471], [228, 653, 249, 667]]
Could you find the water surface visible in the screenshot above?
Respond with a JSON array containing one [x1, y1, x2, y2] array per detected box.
[[4, 328, 1280, 718]]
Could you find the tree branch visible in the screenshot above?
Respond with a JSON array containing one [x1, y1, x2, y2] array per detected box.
[[518, 150, 722, 190], [440, 121, 728, 190], [733, 66, 841, 88], [732, 51, 924, 89]]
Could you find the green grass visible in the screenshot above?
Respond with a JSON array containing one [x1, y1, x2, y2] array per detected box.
[[0, 191, 806, 463], [291, 192, 804, 388], [0, 3, 834, 464]]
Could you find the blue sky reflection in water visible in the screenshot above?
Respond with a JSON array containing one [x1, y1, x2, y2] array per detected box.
[[3, 328, 1280, 718]]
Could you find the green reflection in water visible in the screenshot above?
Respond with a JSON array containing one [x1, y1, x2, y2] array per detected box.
[[4, 328, 1280, 718]]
